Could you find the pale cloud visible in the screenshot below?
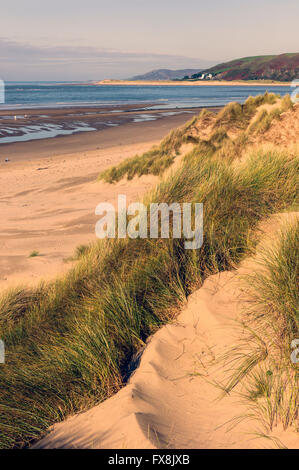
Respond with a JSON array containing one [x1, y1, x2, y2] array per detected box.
[[0, 38, 215, 80]]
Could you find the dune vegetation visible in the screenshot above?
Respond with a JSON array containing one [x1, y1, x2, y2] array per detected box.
[[99, 116, 198, 183], [99, 92, 293, 183], [220, 218, 299, 434], [0, 94, 298, 448]]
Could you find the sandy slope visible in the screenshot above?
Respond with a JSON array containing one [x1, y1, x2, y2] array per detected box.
[[34, 212, 299, 449], [264, 103, 299, 146]]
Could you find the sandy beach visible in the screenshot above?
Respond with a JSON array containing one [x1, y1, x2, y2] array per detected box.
[[0, 108, 208, 291], [1, 0, 299, 453], [1, 97, 298, 450], [31, 100, 299, 450]]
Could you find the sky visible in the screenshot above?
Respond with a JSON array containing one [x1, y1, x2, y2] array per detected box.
[[0, 0, 298, 80]]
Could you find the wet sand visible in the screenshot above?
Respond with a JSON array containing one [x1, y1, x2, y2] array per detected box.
[[0, 105, 220, 163]]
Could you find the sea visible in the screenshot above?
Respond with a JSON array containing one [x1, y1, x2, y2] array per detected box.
[[1, 82, 291, 110], [0, 82, 291, 145]]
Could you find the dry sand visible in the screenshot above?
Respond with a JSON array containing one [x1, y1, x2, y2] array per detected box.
[[34, 212, 299, 449], [0, 141, 158, 290], [0, 112, 205, 292], [0, 109, 203, 163]]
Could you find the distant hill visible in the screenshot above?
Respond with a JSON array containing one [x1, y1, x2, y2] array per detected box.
[[190, 53, 299, 81], [129, 68, 203, 81]]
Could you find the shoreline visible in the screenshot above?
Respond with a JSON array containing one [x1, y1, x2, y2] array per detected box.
[[97, 79, 291, 86], [0, 106, 220, 159]]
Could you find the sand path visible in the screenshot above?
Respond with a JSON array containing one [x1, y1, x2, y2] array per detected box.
[[34, 212, 298, 449]]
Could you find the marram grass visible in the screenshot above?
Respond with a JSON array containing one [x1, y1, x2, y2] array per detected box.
[[220, 219, 299, 433], [99, 92, 293, 183], [0, 143, 298, 448]]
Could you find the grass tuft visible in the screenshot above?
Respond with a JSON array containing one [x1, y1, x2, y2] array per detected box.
[[220, 219, 299, 432], [99, 116, 199, 183]]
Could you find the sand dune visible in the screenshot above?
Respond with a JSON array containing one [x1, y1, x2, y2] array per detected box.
[[34, 212, 298, 449], [2, 98, 297, 449], [0, 109, 205, 292]]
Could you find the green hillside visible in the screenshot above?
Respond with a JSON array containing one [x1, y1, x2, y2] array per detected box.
[[190, 53, 299, 81]]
